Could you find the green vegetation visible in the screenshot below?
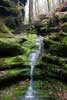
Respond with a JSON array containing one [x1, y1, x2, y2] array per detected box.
[[0, 0, 67, 100], [0, 33, 37, 99], [34, 79, 67, 100], [33, 9, 67, 100], [0, 80, 29, 100], [62, 36, 67, 44]]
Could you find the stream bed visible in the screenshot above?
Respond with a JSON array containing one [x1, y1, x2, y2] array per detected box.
[[18, 36, 47, 100]]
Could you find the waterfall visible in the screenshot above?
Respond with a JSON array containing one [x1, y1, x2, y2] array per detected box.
[[24, 0, 29, 24], [25, 36, 43, 99]]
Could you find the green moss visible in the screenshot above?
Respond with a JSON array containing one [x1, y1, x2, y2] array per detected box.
[[36, 53, 67, 81], [0, 69, 30, 80], [0, 80, 29, 100], [62, 36, 67, 44], [40, 54, 67, 66], [63, 22, 67, 32], [59, 15, 67, 23], [0, 34, 37, 69], [0, 23, 14, 37], [21, 34, 37, 56], [4, 55, 29, 65], [0, 55, 29, 70], [0, 34, 36, 56], [0, 39, 23, 56], [44, 38, 67, 57], [0, 23, 11, 33], [34, 79, 67, 100]]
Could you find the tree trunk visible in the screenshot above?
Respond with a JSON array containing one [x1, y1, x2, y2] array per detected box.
[[29, 0, 33, 23], [47, 0, 50, 11]]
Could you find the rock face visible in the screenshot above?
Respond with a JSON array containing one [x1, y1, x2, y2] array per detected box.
[[0, 1, 17, 16], [34, 2, 67, 82], [0, 0, 26, 37]]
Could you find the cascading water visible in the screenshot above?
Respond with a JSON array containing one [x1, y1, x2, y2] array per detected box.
[[18, 36, 44, 100], [24, 0, 29, 24], [25, 36, 43, 100], [19, 36, 45, 100]]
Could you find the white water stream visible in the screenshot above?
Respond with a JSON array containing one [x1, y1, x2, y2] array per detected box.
[[25, 36, 43, 100], [19, 36, 45, 100]]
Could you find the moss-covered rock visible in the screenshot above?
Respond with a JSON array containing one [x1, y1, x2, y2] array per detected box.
[[0, 69, 30, 82], [0, 55, 29, 70], [0, 23, 14, 37], [62, 22, 67, 32], [0, 34, 37, 70], [0, 80, 28, 100], [56, 12, 67, 23], [0, 0, 25, 36], [0, 39, 23, 57], [0, 0, 21, 16], [34, 79, 67, 100], [44, 38, 67, 57], [41, 54, 67, 66]]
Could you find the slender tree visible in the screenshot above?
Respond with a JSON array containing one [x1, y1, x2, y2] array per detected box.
[[29, 0, 33, 23], [52, 0, 55, 11], [59, 0, 61, 6], [35, 0, 40, 17], [47, 0, 50, 11], [62, 0, 64, 3]]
